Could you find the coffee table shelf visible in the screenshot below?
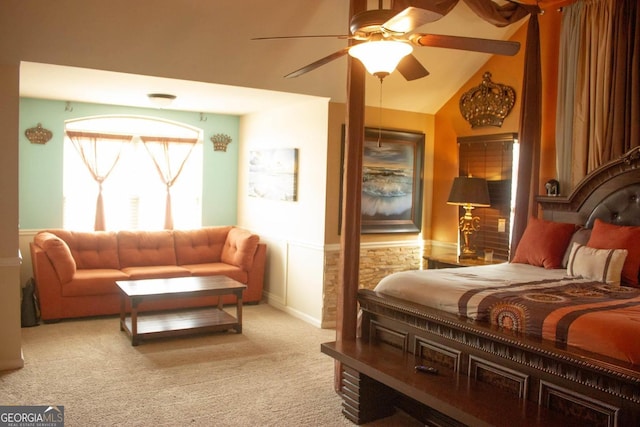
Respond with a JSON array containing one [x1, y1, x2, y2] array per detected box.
[[116, 276, 246, 346], [121, 307, 241, 342]]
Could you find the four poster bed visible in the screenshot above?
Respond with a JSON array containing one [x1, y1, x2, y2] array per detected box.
[[322, 147, 640, 426]]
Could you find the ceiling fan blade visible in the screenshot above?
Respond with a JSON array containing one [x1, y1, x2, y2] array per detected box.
[[383, 7, 443, 34], [396, 54, 429, 81], [284, 47, 350, 78], [252, 34, 350, 41], [412, 34, 520, 56]]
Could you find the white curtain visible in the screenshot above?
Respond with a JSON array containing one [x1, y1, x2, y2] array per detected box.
[[141, 137, 198, 230], [65, 131, 130, 231]]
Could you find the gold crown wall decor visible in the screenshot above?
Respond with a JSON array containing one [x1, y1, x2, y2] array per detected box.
[[25, 123, 53, 144], [210, 133, 232, 152], [459, 72, 515, 128]]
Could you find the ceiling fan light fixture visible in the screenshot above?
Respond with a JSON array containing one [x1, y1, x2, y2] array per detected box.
[[349, 40, 413, 79], [147, 93, 176, 108]]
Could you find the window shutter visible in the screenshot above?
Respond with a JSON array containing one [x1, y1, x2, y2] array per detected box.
[[457, 133, 517, 260]]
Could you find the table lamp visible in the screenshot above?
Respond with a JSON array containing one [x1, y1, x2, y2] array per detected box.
[[447, 176, 490, 258]]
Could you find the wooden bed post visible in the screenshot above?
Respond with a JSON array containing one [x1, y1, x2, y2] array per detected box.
[[335, 0, 366, 390]]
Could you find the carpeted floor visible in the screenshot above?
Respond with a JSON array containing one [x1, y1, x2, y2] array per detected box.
[[1, 304, 421, 426]]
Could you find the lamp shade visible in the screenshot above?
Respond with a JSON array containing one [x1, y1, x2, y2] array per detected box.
[[447, 176, 490, 207], [348, 40, 412, 78]]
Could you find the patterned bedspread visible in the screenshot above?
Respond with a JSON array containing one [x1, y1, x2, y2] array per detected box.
[[374, 263, 640, 364]]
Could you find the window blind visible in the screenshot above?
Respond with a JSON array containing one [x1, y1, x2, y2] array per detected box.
[[457, 133, 517, 260]]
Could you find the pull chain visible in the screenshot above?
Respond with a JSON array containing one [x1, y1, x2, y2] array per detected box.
[[377, 77, 383, 147]]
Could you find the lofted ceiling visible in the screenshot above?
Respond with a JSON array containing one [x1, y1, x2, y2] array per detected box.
[[12, 1, 558, 116]]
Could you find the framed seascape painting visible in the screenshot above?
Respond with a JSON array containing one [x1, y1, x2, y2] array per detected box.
[[342, 127, 424, 234], [248, 148, 298, 201]]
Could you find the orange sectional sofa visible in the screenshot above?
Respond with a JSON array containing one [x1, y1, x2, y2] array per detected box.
[[30, 226, 266, 322]]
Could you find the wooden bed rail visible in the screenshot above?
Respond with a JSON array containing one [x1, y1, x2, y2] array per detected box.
[[348, 289, 640, 426], [322, 339, 573, 426]]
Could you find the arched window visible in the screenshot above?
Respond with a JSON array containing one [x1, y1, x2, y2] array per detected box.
[[63, 116, 203, 231]]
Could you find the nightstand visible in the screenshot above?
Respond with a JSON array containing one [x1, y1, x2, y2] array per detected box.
[[425, 254, 502, 269]]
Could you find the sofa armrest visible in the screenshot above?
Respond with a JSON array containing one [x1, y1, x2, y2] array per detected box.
[[30, 241, 65, 321], [221, 228, 260, 271], [244, 243, 267, 303], [33, 232, 76, 283]]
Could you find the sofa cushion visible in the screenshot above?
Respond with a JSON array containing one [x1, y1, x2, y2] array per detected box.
[[62, 269, 130, 297], [221, 228, 260, 271], [118, 230, 177, 267], [48, 230, 120, 270], [120, 265, 191, 280], [183, 263, 249, 284], [35, 232, 77, 283], [174, 226, 232, 265]]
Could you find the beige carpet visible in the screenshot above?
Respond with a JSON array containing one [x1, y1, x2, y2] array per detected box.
[[1, 304, 421, 426]]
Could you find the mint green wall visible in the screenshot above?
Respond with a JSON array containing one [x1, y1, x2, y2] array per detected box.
[[19, 98, 240, 229]]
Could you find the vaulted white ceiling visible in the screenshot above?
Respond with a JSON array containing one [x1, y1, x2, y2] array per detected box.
[[14, 1, 525, 116]]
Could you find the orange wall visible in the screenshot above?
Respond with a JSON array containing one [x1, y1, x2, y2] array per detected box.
[[432, 11, 562, 244], [326, 102, 435, 245]]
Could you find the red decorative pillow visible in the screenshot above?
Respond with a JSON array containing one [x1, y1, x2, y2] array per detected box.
[[587, 219, 640, 286], [511, 217, 577, 269]]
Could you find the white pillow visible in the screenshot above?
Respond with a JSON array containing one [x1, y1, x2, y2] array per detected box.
[[566, 242, 628, 286]]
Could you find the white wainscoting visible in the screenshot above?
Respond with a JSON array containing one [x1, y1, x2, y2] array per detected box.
[[19, 229, 38, 287], [0, 253, 25, 370], [258, 233, 326, 328]]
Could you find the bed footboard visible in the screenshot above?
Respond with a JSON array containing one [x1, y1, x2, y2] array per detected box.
[[350, 289, 640, 427], [322, 339, 574, 426]]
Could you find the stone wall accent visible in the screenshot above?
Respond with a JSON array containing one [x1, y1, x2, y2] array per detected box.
[[322, 249, 341, 328], [322, 243, 423, 327], [358, 245, 422, 290]]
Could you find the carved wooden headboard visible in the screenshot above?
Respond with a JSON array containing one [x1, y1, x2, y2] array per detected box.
[[538, 146, 640, 227]]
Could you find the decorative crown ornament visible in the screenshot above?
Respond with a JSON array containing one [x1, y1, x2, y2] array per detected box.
[[210, 133, 232, 152], [459, 72, 515, 128], [25, 123, 53, 144]]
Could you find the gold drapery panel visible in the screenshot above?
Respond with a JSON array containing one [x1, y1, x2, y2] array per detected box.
[[556, 0, 639, 191]]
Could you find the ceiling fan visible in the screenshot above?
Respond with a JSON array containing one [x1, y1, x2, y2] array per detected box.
[[254, 5, 521, 81]]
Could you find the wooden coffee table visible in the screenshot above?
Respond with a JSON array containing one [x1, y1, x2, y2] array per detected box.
[[116, 276, 247, 346]]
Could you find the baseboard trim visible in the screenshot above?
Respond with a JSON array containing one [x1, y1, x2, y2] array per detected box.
[[264, 292, 323, 328], [0, 351, 24, 371], [0, 254, 22, 267], [281, 306, 322, 328]]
